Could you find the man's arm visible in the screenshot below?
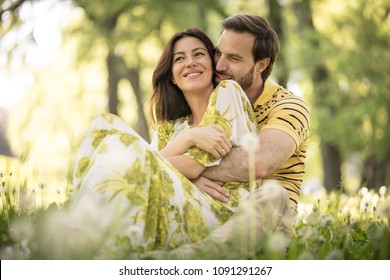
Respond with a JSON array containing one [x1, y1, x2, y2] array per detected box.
[[202, 128, 296, 182]]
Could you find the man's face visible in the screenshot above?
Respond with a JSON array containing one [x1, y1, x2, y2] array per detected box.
[[214, 29, 256, 91]]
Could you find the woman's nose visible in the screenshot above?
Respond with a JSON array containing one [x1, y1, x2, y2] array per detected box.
[[186, 57, 197, 67]]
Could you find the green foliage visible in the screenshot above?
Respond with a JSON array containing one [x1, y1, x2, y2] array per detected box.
[[290, 0, 390, 167]]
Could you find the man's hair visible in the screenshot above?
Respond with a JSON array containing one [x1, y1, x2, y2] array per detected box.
[[221, 14, 280, 80]]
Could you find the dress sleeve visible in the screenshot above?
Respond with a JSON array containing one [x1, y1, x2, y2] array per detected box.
[[156, 122, 175, 151], [185, 80, 257, 167]]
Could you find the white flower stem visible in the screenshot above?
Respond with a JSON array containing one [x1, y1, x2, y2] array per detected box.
[[248, 152, 256, 193]]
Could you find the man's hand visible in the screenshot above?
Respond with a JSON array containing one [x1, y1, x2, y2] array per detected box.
[[192, 176, 230, 203]]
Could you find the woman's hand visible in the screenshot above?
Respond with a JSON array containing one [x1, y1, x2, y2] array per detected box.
[[187, 125, 233, 159]]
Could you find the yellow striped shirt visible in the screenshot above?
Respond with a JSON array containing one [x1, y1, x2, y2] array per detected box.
[[253, 80, 310, 210]]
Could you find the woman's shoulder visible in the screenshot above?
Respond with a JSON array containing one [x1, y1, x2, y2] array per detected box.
[[216, 80, 244, 94], [217, 79, 240, 88]]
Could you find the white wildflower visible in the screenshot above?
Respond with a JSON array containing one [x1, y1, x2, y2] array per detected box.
[[359, 187, 368, 196], [360, 194, 374, 214], [265, 232, 290, 254], [240, 132, 259, 193], [371, 193, 379, 206], [240, 133, 259, 153], [297, 203, 314, 222], [259, 180, 284, 202], [379, 186, 387, 197], [129, 225, 142, 247], [322, 215, 334, 225]]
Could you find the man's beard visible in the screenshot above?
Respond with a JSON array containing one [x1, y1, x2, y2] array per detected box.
[[236, 65, 255, 91], [217, 65, 255, 91]]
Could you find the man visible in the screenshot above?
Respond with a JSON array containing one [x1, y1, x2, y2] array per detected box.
[[194, 14, 310, 212], [168, 14, 310, 259]]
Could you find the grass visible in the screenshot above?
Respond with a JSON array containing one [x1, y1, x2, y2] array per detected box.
[[0, 161, 389, 260]]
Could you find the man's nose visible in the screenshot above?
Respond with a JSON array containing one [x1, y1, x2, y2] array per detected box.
[[215, 55, 227, 72]]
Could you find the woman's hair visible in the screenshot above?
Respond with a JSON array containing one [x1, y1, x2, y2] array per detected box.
[[149, 28, 216, 125], [221, 14, 280, 81]]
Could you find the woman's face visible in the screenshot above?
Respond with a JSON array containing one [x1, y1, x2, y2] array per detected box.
[[171, 36, 213, 94]]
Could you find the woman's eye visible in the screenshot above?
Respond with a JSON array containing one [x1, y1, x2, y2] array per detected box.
[[195, 52, 205, 57], [174, 57, 184, 63]]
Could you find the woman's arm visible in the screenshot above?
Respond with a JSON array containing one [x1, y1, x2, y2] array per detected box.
[[159, 125, 232, 180], [159, 125, 232, 159], [165, 155, 206, 179]]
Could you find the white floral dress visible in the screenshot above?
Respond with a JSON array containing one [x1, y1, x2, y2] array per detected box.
[[72, 80, 258, 253]]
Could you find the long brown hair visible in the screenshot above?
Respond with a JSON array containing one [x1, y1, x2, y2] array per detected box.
[[149, 28, 216, 125]]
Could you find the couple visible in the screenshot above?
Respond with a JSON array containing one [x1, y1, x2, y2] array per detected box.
[[72, 14, 310, 258]]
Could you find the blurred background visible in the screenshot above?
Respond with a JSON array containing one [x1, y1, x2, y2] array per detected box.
[[0, 0, 389, 203]]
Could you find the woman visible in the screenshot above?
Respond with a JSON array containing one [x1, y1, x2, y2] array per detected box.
[[72, 28, 258, 255]]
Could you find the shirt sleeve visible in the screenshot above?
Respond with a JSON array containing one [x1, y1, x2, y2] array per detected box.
[[263, 96, 310, 147]]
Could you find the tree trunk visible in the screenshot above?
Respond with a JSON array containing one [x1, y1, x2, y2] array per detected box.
[[106, 52, 120, 115], [0, 109, 14, 157], [126, 68, 150, 142], [361, 152, 390, 190], [292, 0, 343, 191], [268, 0, 289, 87], [321, 141, 342, 191]]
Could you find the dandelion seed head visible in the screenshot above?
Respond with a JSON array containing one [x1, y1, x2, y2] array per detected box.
[[323, 215, 334, 225], [0, 171, 5, 177], [360, 196, 374, 214], [259, 180, 284, 201], [239, 198, 255, 214], [38, 183, 46, 190], [265, 232, 289, 254], [359, 187, 368, 196], [18, 189, 33, 210], [129, 225, 142, 247], [372, 194, 379, 206], [379, 186, 387, 197], [240, 133, 259, 153]]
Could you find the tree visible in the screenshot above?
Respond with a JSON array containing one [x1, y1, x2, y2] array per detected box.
[[268, 0, 289, 87], [71, 0, 227, 141], [0, 109, 14, 157], [291, 0, 342, 191], [290, 0, 390, 190], [335, 0, 390, 189]]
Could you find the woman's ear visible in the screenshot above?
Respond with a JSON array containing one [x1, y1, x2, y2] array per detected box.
[[256, 58, 271, 73]]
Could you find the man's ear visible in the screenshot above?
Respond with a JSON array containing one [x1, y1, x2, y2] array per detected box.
[[256, 58, 270, 73]]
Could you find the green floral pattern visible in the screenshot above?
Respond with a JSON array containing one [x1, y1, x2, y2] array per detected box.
[[72, 80, 258, 253]]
